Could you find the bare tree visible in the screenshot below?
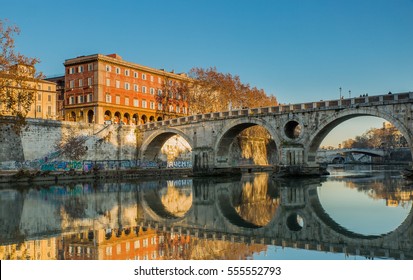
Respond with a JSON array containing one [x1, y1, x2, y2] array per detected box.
[[0, 19, 43, 129], [156, 76, 190, 120]]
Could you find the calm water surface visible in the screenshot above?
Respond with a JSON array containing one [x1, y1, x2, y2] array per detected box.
[[1, 165, 412, 260]]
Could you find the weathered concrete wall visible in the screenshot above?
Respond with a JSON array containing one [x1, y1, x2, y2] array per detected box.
[[0, 121, 24, 162], [0, 119, 138, 169]]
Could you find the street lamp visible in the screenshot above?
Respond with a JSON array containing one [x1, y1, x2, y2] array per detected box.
[[339, 87, 342, 99], [349, 90, 351, 98]]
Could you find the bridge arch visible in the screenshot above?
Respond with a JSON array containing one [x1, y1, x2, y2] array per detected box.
[[140, 127, 193, 161], [139, 182, 194, 223], [213, 117, 281, 167], [307, 107, 413, 163]]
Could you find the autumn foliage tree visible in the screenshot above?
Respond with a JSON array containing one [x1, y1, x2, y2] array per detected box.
[[187, 67, 277, 114], [156, 76, 190, 120], [188, 67, 279, 165], [0, 19, 42, 127]]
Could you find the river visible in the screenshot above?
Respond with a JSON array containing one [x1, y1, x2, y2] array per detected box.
[[0, 165, 412, 260]]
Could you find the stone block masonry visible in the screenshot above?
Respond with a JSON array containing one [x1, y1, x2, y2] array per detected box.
[[0, 118, 138, 170]]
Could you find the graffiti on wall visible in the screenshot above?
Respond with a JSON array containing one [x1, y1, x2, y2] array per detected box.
[[1, 159, 193, 171]]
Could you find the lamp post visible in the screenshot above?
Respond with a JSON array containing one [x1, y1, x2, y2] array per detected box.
[[349, 90, 351, 98], [339, 87, 342, 99]]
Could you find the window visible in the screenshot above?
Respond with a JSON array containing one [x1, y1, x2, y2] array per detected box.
[[69, 96, 75, 105], [68, 67, 74, 74], [142, 86, 147, 93], [158, 77, 161, 83], [134, 241, 140, 249], [142, 100, 147, 108], [157, 89, 162, 96], [106, 78, 111, 87], [47, 106, 52, 116], [125, 82, 130, 90], [134, 84, 139, 92], [87, 94, 93, 102], [115, 67, 120, 74], [88, 77, 92, 86], [116, 244, 121, 255], [48, 95, 51, 102], [48, 86, 51, 91], [69, 80, 74, 88], [78, 79, 83, 87], [116, 80, 120, 88], [125, 69, 130, 76], [106, 247, 112, 256], [150, 101, 155, 109], [142, 73, 146, 80], [78, 66, 84, 73], [38, 84, 42, 90], [176, 105, 180, 113], [115, 95, 120, 104], [182, 107, 187, 114], [125, 97, 129, 106], [37, 105, 41, 113], [169, 105, 173, 112], [158, 103, 163, 110], [78, 96, 84, 103], [106, 65, 111, 72], [88, 63, 93, 71], [150, 76, 154, 82], [134, 72, 138, 78], [133, 99, 139, 107], [150, 88, 154, 95], [106, 94, 112, 103], [143, 239, 148, 248], [37, 93, 42, 101]]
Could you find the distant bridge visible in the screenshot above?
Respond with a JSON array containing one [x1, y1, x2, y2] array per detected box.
[[136, 92, 413, 175]]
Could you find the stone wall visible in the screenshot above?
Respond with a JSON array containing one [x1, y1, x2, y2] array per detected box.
[[0, 119, 138, 170]]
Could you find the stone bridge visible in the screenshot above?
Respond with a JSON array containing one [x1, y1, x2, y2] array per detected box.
[[1, 177, 412, 259], [136, 92, 413, 175]]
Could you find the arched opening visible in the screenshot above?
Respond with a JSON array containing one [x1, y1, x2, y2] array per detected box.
[[311, 115, 411, 167], [70, 111, 76, 122], [316, 176, 413, 236], [104, 110, 112, 121], [149, 116, 155, 122], [141, 114, 148, 124], [286, 213, 304, 231], [284, 120, 302, 139], [157, 116, 163, 121], [114, 111, 121, 124], [141, 179, 193, 220], [87, 110, 94, 123], [141, 131, 192, 168], [215, 121, 278, 168], [132, 113, 139, 125], [124, 112, 130, 125]]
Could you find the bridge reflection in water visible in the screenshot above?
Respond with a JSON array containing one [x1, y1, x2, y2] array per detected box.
[[1, 168, 412, 260]]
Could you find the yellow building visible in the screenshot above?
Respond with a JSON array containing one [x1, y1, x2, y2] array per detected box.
[[0, 64, 58, 120]]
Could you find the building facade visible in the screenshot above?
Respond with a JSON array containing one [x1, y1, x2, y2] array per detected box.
[[0, 65, 58, 120], [63, 53, 190, 125]]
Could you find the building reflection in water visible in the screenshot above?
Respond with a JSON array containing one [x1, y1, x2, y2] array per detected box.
[[1, 169, 413, 260]]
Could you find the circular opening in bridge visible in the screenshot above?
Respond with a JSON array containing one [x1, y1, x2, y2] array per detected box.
[[286, 213, 304, 231], [284, 121, 302, 139]]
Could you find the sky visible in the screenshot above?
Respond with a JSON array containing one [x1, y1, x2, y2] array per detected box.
[[2, 0, 413, 146]]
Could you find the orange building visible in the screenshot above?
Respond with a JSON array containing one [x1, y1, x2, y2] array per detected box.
[[63, 53, 190, 125], [60, 227, 191, 260]]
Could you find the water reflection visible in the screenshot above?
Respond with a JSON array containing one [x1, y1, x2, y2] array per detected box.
[[1, 167, 413, 260]]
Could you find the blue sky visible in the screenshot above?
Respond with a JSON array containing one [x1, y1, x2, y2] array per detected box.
[[3, 0, 413, 146]]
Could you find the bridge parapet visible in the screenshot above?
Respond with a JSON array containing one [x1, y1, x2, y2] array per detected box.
[[137, 92, 413, 131]]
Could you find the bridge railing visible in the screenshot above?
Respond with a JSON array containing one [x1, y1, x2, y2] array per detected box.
[[137, 91, 413, 130]]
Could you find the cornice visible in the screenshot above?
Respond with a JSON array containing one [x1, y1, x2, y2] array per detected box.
[[64, 54, 192, 82]]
